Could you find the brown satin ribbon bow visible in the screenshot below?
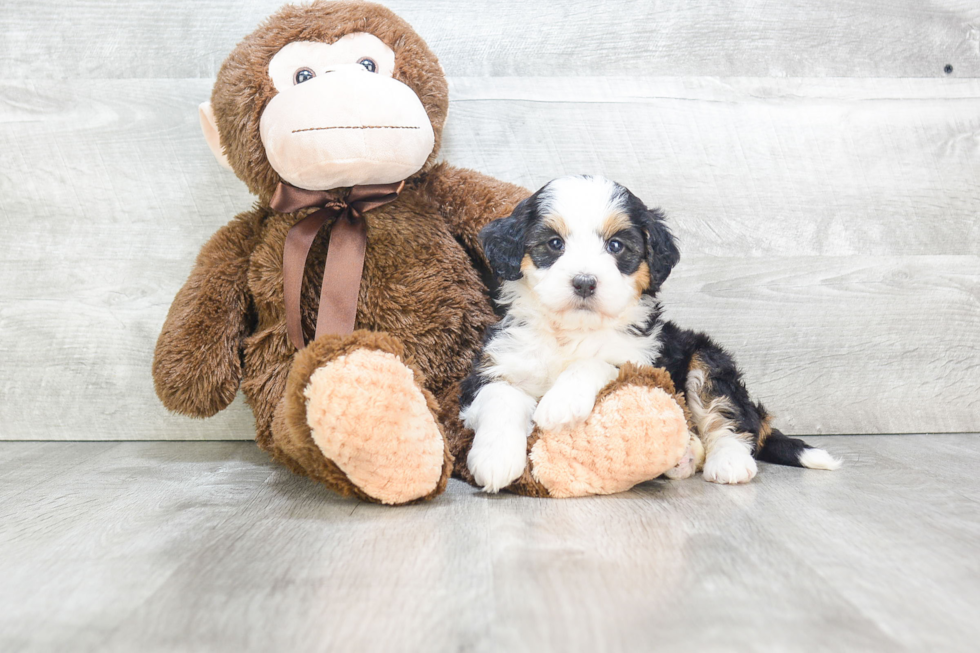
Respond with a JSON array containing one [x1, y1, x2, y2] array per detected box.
[[270, 180, 405, 350]]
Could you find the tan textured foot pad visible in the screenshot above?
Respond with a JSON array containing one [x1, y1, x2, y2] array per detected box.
[[529, 381, 690, 498], [305, 349, 445, 505]]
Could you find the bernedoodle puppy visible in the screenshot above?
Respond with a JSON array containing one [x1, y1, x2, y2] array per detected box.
[[461, 175, 840, 492]]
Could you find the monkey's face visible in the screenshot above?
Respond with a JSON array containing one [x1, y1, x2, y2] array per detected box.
[[205, 3, 450, 198], [259, 33, 435, 190]]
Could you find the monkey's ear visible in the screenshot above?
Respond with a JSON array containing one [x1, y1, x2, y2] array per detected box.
[[199, 102, 233, 171], [640, 208, 680, 294], [479, 196, 535, 282]]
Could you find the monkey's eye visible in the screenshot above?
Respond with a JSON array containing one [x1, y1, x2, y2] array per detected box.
[[606, 239, 625, 254], [358, 57, 378, 73], [547, 237, 565, 252], [294, 68, 315, 85]]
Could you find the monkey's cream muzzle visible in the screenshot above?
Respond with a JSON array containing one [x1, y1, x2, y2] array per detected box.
[[259, 67, 435, 191]]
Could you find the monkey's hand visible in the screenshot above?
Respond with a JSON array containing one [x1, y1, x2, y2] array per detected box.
[[152, 214, 258, 418]]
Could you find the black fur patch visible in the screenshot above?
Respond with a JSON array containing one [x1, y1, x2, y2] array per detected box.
[[459, 321, 506, 409], [525, 222, 565, 269], [755, 429, 811, 467], [607, 226, 645, 275], [642, 210, 680, 294], [479, 190, 543, 281], [619, 190, 680, 294], [627, 300, 663, 337], [655, 320, 770, 454], [459, 360, 490, 411]]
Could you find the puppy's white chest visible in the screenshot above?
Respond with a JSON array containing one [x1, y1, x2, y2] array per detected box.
[[488, 325, 644, 399], [486, 336, 566, 399]]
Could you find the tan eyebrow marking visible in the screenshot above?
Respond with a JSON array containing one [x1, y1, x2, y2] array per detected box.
[[541, 213, 570, 238], [599, 211, 632, 240]]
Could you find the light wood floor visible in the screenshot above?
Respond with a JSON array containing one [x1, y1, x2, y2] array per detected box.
[[1, 435, 977, 652]]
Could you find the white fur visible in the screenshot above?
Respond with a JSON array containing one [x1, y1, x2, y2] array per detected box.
[[525, 176, 638, 321], [485, 289, 661, 401], [702, 438, 758, 484], [464, 176, 663, 492], [799, 448, 843, 471], [533, 359, 620, 430], [462, 382, 537, 493]]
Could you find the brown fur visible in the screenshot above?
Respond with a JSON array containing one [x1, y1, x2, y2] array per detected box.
[[598, 211, 632, 241], [689, 353, 774, 450], [279, 330, 451, 503], [541, 214, 569, 238], [757, 412, 774, 449], [153, 1, 528, 503], [630, 261, 652, 296], [685, 353, 755, 451]]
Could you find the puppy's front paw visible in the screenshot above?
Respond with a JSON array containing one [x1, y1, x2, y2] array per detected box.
[[467, 431, 527, 493], [533, 385, 596, 431], [702, 441, 757, 484]]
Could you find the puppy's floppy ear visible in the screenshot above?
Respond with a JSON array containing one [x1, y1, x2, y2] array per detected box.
[[479, 195, 535, 281], [640, 208, 680, 293]]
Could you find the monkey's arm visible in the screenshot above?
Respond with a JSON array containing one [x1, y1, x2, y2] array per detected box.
[[422, 163, 529, 258], [152, 213, 260, 417]]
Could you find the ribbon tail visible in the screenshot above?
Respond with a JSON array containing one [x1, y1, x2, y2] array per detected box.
[[283, 209, 333, 349]]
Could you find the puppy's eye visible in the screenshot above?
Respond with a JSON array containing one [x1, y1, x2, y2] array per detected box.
[[547, 237, 564, 252], [358, 57, 378, 73], [606, 239, 625, 254], [294, 68, 315, 84]]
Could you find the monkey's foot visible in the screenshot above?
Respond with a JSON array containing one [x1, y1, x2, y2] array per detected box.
[[521, 364, 690, 498], [284, 331, 450, 505], [664, 432, 706, 480]]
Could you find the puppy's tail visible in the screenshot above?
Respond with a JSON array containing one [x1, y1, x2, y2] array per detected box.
[[755, 429, 842, 470]]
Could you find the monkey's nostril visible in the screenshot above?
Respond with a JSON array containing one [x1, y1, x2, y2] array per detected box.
[[571, 274, 597, 298]]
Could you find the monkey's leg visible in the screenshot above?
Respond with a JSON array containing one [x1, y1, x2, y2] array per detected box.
[[506, 364, 691, 498], [272, 330, 452, 505]]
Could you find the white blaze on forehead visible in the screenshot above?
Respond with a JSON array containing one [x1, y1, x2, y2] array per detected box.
[[539, 176, 627, 236], [520, 176, 640, 322]]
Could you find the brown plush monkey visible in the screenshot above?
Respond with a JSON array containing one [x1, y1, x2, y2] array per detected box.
[[153, 0, 688, 504]]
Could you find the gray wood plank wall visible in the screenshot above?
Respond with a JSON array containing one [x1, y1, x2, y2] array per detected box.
[[1, 1, 978, 440]]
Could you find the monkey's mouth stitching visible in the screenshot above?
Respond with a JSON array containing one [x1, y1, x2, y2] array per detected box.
[[292, 126, 421, 133]]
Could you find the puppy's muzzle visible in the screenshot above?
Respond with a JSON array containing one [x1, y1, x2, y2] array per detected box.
[[571, 274, 597, 298]]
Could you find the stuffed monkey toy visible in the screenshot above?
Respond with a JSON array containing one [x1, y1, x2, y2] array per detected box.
[[153, 0, 690, 504]]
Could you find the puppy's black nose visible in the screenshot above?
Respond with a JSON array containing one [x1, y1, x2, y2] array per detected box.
[[571, 274, 597, 298]]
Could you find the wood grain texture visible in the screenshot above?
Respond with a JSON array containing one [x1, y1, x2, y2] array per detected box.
[[660, 255, 980, 435], [0, 78, 256, 440], [0, 436, 978, 652], [445, 77, 980, 257], [1, 0, 978, 79], [2, 76, 978, 439]]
